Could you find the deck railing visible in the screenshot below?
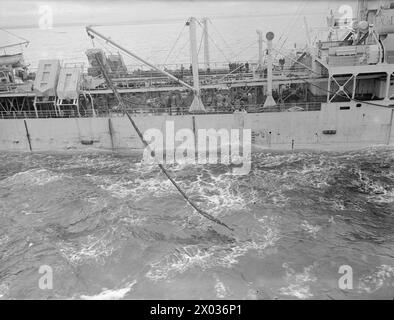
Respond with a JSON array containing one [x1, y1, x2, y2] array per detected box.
[[0, 102, 321, 119]]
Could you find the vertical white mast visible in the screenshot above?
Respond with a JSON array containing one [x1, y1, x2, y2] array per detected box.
[[188, 17, 205, 112], [357, 0, 368, 21], [256, 30, 263, 71], [263, 31, 276, 108], [303, 16, 311, 47], [202, 17, 210, 71]]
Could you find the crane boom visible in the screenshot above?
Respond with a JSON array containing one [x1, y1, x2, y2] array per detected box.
[[85, 25, 195, 92]]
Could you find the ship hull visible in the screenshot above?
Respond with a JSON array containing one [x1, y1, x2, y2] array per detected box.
[[1, 101, 393, 153]]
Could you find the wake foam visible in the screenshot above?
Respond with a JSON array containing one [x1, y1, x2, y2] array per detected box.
[[146, 219, 279, 282], [279, 263, 317, 299], [58, 232, 115, 265], [1, 169, 64, 187], [80, 280, 137, 300], [357, 264, 394, 294]]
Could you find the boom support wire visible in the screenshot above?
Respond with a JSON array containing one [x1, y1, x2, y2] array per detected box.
[[93, 53, 234, 233], [0, 27, 30, 50], [197, 20, 230, 62], [163, 24, 186, 65], [208, 19, 236, 58]]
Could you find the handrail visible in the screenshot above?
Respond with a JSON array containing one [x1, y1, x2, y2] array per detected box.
[[0, 102, 322, 119]]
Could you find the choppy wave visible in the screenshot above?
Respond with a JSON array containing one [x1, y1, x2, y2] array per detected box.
[[0, 147, 393, 299], [0, 168, 64, 187], [146, 220, 279, 281], [58, 232, 115, 265]]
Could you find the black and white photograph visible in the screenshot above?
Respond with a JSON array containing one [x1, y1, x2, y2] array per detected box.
[[0, 0, 393, 305]]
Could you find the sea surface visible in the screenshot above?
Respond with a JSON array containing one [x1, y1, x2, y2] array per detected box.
[[0, 147, 393, 299]]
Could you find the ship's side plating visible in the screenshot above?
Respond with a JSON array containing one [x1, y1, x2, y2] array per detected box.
[[0, 100, 392, 152]]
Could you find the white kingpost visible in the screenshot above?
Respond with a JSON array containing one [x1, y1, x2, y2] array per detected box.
[[256, 30, 263, 71], [303, 16, 311, 47], [385, 72, 391, 101], [263, 31, 276, 108], [202, 18, 210, 71], [352, 74, 357, 99], [33, 100, 38, 118], [188, 17, 205, 113]]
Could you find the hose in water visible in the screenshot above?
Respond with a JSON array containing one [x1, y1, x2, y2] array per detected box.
[[94, 54, 234, 232]]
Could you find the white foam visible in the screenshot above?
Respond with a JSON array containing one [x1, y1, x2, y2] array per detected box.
[[354, 169, 388, 195], [279, 263, 317, 299], [368, 190, 394, 204], [146, 224, 279, 282], [0, 283, 9, 299], [96, 175, 174, 200], [59, 232, 114, 265], [300, 220, 321, 238], [0, 234, 9, 246], [186, 169, 258, 214], [22, 210, 41, 215], [80, 280, 137, 300], [331, 200, 346, 211], [214, 277, 228, 299], [357, 264, 394, 294], [1, 169, 64, 187]]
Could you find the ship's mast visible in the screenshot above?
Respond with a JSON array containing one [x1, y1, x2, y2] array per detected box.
[[263, 31, 277, 108], [202, 18, 210, 71], [188, 17, 205, 112], [303, 16, 311, 47], [256, 30, 263, 71]]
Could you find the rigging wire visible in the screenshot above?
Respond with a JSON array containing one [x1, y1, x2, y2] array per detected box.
[[93, 36, 114, 56], [197, 20, 230, 62], [208, 18, 236, 58], [0, 27, 30, 47], [231, 40, 259, 62], [276, 1, 307, 53], [273, 1, 308, 63], [171, 37, 190, 64], [163, 24, 186, 65]]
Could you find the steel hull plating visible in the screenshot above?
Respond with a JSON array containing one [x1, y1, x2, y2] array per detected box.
[[0, 102, 393, 153]]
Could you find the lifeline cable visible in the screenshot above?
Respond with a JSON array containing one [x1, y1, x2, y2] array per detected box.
[[94, 53, 234, 232]]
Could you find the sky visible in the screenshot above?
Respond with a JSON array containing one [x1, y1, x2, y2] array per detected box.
[[0, 0, 354, 29]]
